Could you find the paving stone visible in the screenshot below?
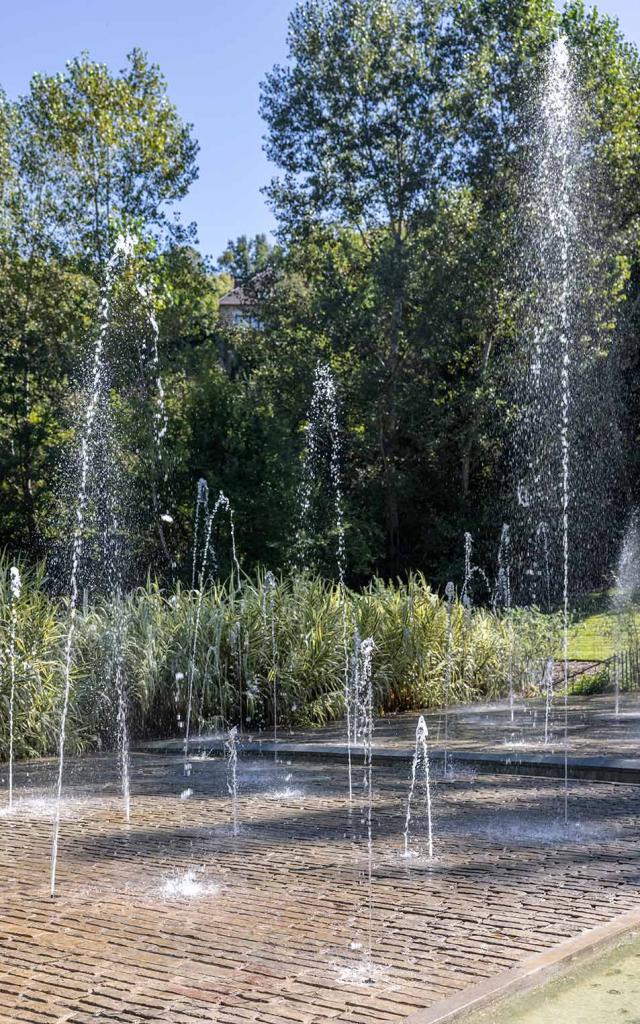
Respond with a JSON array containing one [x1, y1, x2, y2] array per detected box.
[[0, 752, 639, 1022]]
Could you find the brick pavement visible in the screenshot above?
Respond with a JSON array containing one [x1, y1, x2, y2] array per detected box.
[[0, 752, 639, 1023]]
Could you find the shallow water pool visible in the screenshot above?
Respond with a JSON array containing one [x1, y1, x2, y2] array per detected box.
[[473, 934, 640, 1024]]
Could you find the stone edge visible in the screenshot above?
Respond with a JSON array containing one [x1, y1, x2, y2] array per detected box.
[[402, 905, 640, 1024], [136, 739, 640, 783]]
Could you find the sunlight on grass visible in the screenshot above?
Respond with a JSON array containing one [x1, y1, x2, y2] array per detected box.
[[567, 612, 614, 660], [567, 609, 640, 661]]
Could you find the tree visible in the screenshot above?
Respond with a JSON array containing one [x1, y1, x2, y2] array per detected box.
[[0, 51, 200, 558], [260, 0, 640, 583], [260, 0, 546, 572], [218, 233, 272, 285], [14, 49, 199, 264]]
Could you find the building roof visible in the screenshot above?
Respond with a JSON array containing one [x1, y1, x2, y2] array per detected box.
[[219, 284, 253, 308]]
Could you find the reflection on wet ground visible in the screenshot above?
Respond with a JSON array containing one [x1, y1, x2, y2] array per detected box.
[[282, 692, 640, 761], [0, 752, 639, 1021]]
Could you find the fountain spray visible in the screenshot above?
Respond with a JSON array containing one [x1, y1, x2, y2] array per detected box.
[[494, 525, 514, 722], [542, 657, 554, 746], [356, 637, 376, 968], [539, 37, 578, 822], [7, 566, 21, 811], [225, 725, 240, 836], [111, 587, 131, 823], [403, 715, 434, 859], [136, 277, 173, 569], [263, 571, 278, 761], [184, 487, 240, 766], [443, 582, 455, 777], [50, 234, 135, 898], [298, 364, 351, 798]]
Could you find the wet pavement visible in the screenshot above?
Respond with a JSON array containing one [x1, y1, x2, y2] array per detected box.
[[283, 692, 640, 761], [1, 751, 640, 1022]]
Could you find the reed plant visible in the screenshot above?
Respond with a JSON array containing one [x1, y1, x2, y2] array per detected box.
[[0, 556, 560, 758]]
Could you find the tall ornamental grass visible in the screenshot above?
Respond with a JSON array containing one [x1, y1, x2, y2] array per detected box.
[[0, 558, 560, 758]]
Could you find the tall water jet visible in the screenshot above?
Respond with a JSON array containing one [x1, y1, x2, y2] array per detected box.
[[111, 590, 131, 822], [355, 637, 375, 969], [493, 525, 515, 722], [225, 495, 242, 591], [461, 532, 491, 605], [7, 567, 21, 811], [509, 36, 602, 819], [348, 629, 362, 745], [524, 39, 577, 819], [462, 531, 474, 605], [460, 532, 490, 693], [403, 715, 434, 860], [298, 363, 352, 797], [494, 524, 511, 610], [442, 582, 455, 776], [192, 478, 210, 589], [184, 493, 214, 768], [225, 725, 240, 836], [542, 656, 554, 745], [262, 571, 279, 760], [101, 485, 133, 823], [114, 657, 131, 821], [534, 521, 552, 612], [184, 485, 240, 764], [611, 511, 640, 715], [345, 651, 354, 804], [50, 235, 134, 897], [136, 280, 169, 471], [135, 276, 173, 569], [556, 39, 572, 822], [298, 363, 346, 583]]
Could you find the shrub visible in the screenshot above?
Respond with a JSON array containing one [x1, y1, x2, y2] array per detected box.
[[569, 667, 610, 696]]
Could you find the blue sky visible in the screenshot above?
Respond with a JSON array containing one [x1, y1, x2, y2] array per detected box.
[[1, 1, 639, 260]]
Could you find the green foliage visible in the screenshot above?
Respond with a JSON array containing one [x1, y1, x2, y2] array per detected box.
[[218, 234, 273, 286], [569, 667, 610, 696], [567, 610, 615, 661], [1, 9, 640, 592], [14, 49, 199, 260], [0, 560, 76, 759], [566, 601, 640, 662], [0, 50, 200, 559], [511, 606, 563, 687], [0, 559, 557, 758], [257, 0, 640, 580]]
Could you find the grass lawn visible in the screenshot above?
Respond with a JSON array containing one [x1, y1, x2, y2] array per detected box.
[[566, 611, 615, 661], [566, 591, 640, 660]]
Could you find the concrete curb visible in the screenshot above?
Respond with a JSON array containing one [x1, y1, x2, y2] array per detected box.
[[403, 905, 640, 1023], [136, 737, 640, 784]]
